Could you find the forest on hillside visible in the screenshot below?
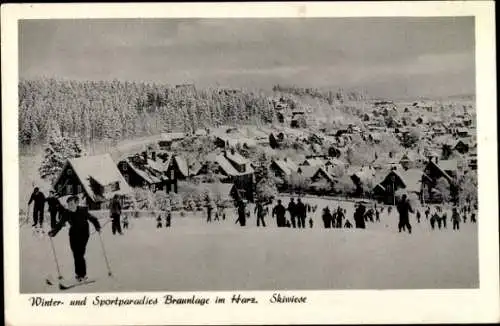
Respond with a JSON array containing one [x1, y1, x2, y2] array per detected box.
[[18, 79, 277, 148]]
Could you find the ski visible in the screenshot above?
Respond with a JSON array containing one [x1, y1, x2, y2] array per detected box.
[[59, 278, 96, 290]]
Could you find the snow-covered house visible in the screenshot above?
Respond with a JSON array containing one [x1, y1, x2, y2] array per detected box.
[[117, 151, 177, 193], [53, 154, 133, 210], [269, 158, 299, 180], [373, 169, 432, 205], [158, 132, 185, 150], [197, 150, 255, 202]]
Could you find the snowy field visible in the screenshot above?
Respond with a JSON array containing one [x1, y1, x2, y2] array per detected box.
[[20, 197, 479, 293]]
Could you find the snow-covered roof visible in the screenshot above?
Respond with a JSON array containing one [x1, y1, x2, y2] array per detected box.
[[296, 166, 320, 179], [161, 132, 185, 141], [125, 160, 162, 184], [174, 156, 189, 178], [225, 150, 249, 166], [61, 154, 132, 202], [273, 158, 299, 176], [302, 157, 324, 167], [439, 159, 458, 172], [398, 169, 430, 193]]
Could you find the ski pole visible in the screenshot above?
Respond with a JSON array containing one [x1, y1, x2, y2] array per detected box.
[[97, 231, 113, 277], [49, 236, 63, 280]]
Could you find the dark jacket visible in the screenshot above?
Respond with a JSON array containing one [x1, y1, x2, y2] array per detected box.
[[28, 191, 46, 209], [296, 202, 306, 218], [46, 196, 60, 212], [272, 204, 286, 218], [51, 206, 101, 237], [110, 200, 122, 215], [397, 200, 414, 221], [287, 202, 297, 217]]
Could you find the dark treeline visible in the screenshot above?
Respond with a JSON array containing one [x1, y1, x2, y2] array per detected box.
[[19, 79, 275, 147]]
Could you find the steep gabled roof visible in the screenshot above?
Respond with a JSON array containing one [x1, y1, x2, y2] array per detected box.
[[57, 154, 132, 202], [174, 156, 189, 177], [225, 150, 249, 166]]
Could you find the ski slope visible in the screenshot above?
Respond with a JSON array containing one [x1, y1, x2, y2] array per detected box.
[[20, 200, 478, 293]]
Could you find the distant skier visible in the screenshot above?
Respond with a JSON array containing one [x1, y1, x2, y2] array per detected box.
[[462, 211, 467, 223], [288, 198, 297, 228], [441, 213, 447, 229], [28, 187, 46, 228], [344, 219, 353, 228], [425, 207, 430, 220], [322, 207, 332, 229], [156, 215, 162, 228], [48, 196, 101, 282], [110, 195, 123, 235], [452, 207, 460, 230], [254, 200, 268, 227], [436, 214, 442, 229], [272, 200, 287, 228], [430, 213, 437, 230], [470, 212, 476, 223], [309, 218, 313, 228], [46, 190, 61, 229], [206, 200, 213, 223], [235, 200, 247, 227], [296, 198, 307, 229], [336, 207, 345, 228], [375, 208, 380, 223], [122, 215, 129, 229], [396, 194, 413, 234], [416, 211, 421, 223], [354, 202, 366, 229]]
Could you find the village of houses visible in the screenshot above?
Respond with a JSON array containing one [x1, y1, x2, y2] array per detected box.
[[46, 96, 478, 230]]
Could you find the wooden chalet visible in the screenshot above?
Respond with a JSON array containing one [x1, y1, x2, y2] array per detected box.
[[53, 154, 133, 210], [373, 169, 432, 205], [197, 150, 255, 202], [117, 151, 177, 193]]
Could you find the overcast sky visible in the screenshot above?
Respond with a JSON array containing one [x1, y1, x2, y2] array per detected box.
[[19, 18, 475, 98]]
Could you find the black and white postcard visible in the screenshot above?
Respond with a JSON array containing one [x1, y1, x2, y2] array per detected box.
[[2, 2, 498, 325]]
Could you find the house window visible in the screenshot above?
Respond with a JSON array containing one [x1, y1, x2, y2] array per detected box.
[[67, 168, 72, 175], [122, 163, 128, 171], [66, 185, 72, 194], [150, 184, 156, 192], [124, 174, 129, 183], [57, 184, 62, 194], [76, 185, 82, 194]]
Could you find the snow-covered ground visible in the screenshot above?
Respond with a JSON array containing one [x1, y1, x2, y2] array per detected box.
[[20, 198, 478, 293]]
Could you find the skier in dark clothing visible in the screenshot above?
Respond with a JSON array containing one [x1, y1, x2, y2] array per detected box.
[[206, 201, 214, 223], [416, 211, 421, 223], [48, 196, 101, 282], [110, 195, 123, 235], [471, 212, 476, 223], [28, 187, 46, 228], [235, 200, 247, 227], [442, 213, 447, 229], [254, 201, 267, 227], [452, 207, 460, 230], [46, 191, 61, 229], [430, 214, 437, 230], [425, 207, 430, 220], [156, 215, 162, 228], [436, 215, 442, 229], [288, 199, 297, 228], [336, 207, 344, 228], [375, 209, 380, 223], [272, 200, 287, 228], [396, 194, 413, 234], [322, 207, 332, 229], [309, 218, 313, 228], [354, 202, 366, 229], [296, 198, 307, 229], [344, 219, 353, 228]]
